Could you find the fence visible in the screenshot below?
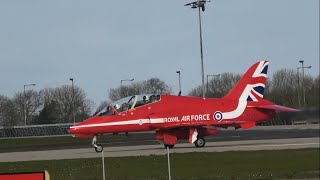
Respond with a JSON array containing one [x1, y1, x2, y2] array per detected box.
[[0, 123, 73, 138]]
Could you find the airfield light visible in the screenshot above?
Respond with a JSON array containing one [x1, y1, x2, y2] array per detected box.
[[185, 0, 211, 98], [296, 68, 301, 107], [176, 71, 181, 95], [24, 83, 36, 126], [298, 60, 312, 107], [70, 78, 75, 124]]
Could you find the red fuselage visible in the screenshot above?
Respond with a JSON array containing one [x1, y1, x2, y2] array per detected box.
[[70, 94, 274, 137]]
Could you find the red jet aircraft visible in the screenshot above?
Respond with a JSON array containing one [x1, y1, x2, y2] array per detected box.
[[70, 61, 298, 152]]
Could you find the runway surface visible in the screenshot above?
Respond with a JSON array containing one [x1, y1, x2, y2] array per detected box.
[[0, 126, 319, 153], [1, 137, 318, 162]]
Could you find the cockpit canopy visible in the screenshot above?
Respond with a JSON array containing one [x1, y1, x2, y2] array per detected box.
[[98, 94, 161, 116]]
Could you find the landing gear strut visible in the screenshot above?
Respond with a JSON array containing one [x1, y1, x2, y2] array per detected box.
[[164, 144, 174, 149], [194, 138, 206, 148], [92, 136, 103, 153]]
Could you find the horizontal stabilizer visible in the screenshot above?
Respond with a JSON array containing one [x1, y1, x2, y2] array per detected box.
[[254, 104, 299, 112]]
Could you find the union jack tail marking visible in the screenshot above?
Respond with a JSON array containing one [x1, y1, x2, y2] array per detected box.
[[223, 61, 268, 102]]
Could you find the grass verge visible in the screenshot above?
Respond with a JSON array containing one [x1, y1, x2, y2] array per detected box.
[[0, 133, 156, 149], [1, 148, 319, 180]]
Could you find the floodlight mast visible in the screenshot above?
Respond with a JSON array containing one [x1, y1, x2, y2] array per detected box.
[[298, 60, 311, 107], [24, 83, 36, 126], [176, 71, 181, 95], [70, 78, 75, 124], [185, 0, 211, 98]]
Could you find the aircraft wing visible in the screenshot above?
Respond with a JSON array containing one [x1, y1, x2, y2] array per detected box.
[[253, 104, 299, 112], [211, 121, 256, 130]]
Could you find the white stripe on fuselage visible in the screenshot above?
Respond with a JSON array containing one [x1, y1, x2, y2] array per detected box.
[[221, 83, 251, 120], [221, 101, 247, 120], [70, 118, 164, 129]]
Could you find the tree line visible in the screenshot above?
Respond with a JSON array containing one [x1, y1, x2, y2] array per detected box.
[[0, 78, 172, 127], [0, 70, 318, 127], [0, 85, 93, 127]]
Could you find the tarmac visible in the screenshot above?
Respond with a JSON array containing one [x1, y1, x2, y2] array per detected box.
[[0, 137, 318, 162]]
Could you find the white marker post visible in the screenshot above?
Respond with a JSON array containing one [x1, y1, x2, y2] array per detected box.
[[102, 151, 105, 180], [167, 146, 171, 180]]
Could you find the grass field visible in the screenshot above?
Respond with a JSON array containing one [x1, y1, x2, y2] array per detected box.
[[0, 134, 155, 149], [1, 148, 319, 180], [0, 136, 87, 148]]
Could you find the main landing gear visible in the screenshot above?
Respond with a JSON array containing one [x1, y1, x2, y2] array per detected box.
[[163, 138, 206, 149], [194, 138, 206, 148], [92, 136, 103, 153]]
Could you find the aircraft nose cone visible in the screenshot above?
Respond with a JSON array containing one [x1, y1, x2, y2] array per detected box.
[[69, 125, 78, 135], [69, 126, 75, 134]]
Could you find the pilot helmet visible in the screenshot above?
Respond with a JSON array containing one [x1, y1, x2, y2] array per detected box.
[[114, 104, 120, 109], [143, 95, 149, 101]]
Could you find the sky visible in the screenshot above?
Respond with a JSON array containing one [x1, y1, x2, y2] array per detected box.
[[0, 0, 319, 107]]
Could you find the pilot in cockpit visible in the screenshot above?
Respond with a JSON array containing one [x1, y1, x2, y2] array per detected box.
[[114, 104, 120, 110], [143, 95, 149, 104], [122, 102, 130, 111]]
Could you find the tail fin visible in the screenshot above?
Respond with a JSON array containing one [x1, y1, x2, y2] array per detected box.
[[223, 61, 269, 102]]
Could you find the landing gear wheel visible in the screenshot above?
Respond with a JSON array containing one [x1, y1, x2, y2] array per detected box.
[[194, 138, 206, 148], [164, 144, 174, 149], [92, 136, 104, 153], [95, 144, 103, 153]]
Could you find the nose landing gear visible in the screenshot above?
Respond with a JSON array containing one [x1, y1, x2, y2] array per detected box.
[[92, 136, 103, 153]]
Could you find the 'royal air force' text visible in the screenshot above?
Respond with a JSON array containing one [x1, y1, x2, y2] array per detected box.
[[164, 114, 210, 123]]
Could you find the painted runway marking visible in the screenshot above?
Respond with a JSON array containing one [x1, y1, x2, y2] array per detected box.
[[220, 143, 319, 149]]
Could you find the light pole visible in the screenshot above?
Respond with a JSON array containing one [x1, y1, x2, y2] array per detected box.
[[185, 0, 211, 98], [70, 78, 75, 124], [206, 74, 220, 96], [176, 71, 181, 95], [24, 83, 36, 126], [299, 60, 312, 107], [120, 78, 134, 98], [296, 68, 301, 107]]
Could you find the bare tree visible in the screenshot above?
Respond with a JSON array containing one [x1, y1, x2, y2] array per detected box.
[[0, 95, 19, 127], [38, 85, 93, 124], [13, 90, 42, 125], [268, 69, 299, 107], [142, 78, 172, 94], [108, 78, 172, 101], [305, 75, 319, 107], [190, 73, 241, 98], [188, 86, 203, 98], [261, 78, 272, 99]]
